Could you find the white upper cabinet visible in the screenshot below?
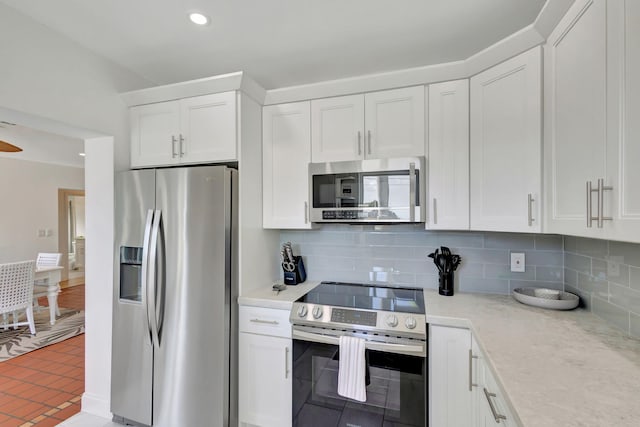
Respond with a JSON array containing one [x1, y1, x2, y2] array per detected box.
[[427, 80, 470, 230], [263, 102, 313, 229], [130, 92, 237, 168], [311, 94, 364, 162], [130, 101, 181, 167], [609, 0, 640, 242], [544, 0, 608, 238], [545, 0, 640, 242], [310, 86, 424, 162], [364, 86, 425, 158], [470, 47, 542, 233], [179, 92, 237, 164]]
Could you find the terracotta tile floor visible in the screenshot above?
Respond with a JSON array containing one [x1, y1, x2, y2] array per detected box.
[[0, 284, 85, 427]]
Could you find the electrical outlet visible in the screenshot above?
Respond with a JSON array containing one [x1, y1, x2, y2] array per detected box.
[[45, 229, 53, 237], [37, 229, 46, 237], [511, 252, 525, 272]]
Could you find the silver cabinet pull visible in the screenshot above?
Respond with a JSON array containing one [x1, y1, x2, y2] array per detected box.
[[597, 178, 613, 228], [483, 388, 507, 423], [285, 346, 290, 379], [586, 181, 598, 228], [357, 131, 362, 156], [171, 135, 178, 158], [179, 134, 185, 157], [527, 193, 534, 226], [409, 162, 416, 222], [249, 318, 279, 325], [468, 350, 478, 391], [367, 130, 372, 155], [304, 201, 308, 224], [433, 198, 438, 225]]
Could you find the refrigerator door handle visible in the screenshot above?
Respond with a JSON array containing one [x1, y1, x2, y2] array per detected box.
[[141, 209, 154, 344], [148, 209, 162, 348]]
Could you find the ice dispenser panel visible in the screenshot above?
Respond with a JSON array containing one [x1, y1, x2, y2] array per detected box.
[[120, 246, 143, 302]]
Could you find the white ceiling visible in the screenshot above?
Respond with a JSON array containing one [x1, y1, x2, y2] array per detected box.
[[0, 0, 547, 89], [0, 124, 84, 168]]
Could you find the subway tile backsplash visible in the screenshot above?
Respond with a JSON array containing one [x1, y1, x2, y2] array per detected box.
[[564, 236, 640, 339], [280, 227, 640, 339], [281, 225, 564, 293]]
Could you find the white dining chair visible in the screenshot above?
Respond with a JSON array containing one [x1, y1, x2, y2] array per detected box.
[[33, 252, 63, 316], [0, 260, 37, 334]]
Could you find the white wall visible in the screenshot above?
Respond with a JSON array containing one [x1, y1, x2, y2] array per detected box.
[[0, 2, 150, 418], [0, 158, 84, 263]]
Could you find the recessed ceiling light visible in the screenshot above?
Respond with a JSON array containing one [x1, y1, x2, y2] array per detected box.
[[188, 12, 209, 26], [79, 152, 86, 157]]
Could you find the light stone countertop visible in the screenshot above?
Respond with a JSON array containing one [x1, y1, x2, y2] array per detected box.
[[237, 281, 321, 310], [238, 284, 640, 426], [425, 290, 640, 427]]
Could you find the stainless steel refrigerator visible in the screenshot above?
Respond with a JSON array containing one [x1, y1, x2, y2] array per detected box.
[[111, 165, 237, 427]]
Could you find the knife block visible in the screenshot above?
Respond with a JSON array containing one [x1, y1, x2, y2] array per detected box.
[[283, 256, 307, 285], [438, 271, 454, 296]]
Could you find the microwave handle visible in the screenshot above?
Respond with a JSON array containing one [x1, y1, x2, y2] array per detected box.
[[409, 162, 416, 222]]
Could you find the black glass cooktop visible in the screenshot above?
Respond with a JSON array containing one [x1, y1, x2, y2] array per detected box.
[[297, 281, 425, 314]]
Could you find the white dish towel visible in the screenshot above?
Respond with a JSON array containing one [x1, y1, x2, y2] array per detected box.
[[337, 335, 367, 402]]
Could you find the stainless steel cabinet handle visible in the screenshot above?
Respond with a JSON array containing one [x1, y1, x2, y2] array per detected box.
[[249, 318, 279, 325], [597, 178, 613, 228], [179, 134, 185, 157], [285, 346, 290, 379], [367, 130, 372, 155], [357, 131, 362, 156], [171, 136, 178, 158], [433, 198, 437, 225], [304, 201, 308, 224], [527, 193, 534, 226], [483, 388, 507, 423], [409, 162, 416, 222], [468, 350, 478, 391], [587, 181, 595, 228]]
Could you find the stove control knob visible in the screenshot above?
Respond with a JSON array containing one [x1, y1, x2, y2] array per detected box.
[[385, 314, 398, 327], [297, 305, 308, 318], [312, 306, 323, 319], [405, 317, 417, 330]]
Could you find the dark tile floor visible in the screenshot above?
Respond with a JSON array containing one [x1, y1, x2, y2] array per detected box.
[[0, 284, 85, 427]]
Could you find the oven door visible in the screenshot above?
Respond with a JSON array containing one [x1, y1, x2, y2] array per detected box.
[[292, 328, 426, 427]]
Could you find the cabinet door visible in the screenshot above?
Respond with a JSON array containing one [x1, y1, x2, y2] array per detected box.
[[311, 94, 364, 162], [606, 0, 640, 242], [365, 86, 425, 158], [470, 47, 542, 232], [544, 0, 608, 238], [130, 101, 180, 168], [180, 92, 237, 164], [429, 325, 472, 427], [263, 102, 312, 229], [427, 80, 470, 230], [239, 333, 292, 427]]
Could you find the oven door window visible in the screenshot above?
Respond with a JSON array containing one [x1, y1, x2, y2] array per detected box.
[[292, 341, 426, 427]]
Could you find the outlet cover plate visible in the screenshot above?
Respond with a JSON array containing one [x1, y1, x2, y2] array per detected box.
[[511, 252, 525, 272]]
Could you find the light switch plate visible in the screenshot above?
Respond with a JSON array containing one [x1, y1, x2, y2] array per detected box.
[[511, 252, 525, 272]]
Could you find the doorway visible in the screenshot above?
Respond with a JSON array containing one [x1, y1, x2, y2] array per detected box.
[[58, 189, 86, 285]]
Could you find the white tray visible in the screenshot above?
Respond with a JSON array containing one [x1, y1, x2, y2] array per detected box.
[[512, 287, 579, 310]]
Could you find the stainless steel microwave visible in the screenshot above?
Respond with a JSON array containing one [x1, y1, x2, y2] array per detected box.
[[309, 157, 425, 223]]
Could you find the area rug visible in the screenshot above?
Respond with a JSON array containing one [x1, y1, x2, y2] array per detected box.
[[0, 308, 85, 362]]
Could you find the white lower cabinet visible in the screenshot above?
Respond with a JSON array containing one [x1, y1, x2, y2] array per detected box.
[[238, 306, 292, 427], [430, 325, 520, 427], [429, 325, 473, 426]]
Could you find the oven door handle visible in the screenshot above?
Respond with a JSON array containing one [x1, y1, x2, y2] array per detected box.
[[292, 329, 426, 357]]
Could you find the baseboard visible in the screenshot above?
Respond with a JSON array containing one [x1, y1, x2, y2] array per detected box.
[[81, 392, 111, 419]]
